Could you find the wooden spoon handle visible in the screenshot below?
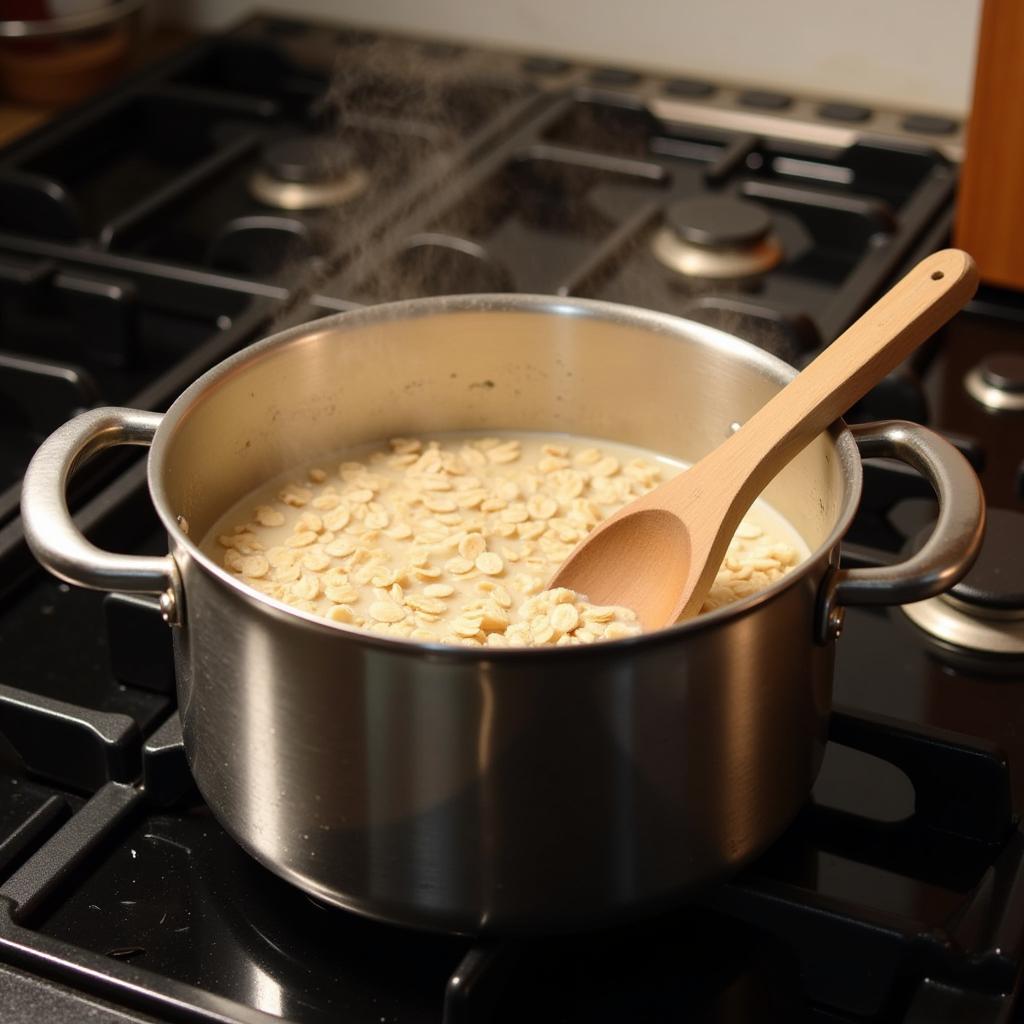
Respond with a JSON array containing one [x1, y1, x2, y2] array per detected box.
[[702, 248, 979, 501]]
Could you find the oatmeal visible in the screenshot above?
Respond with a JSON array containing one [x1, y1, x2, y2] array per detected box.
[[203, 432, 808, 646]]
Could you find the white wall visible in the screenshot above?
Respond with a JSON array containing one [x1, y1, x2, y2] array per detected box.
[[175, 1, 981, 115]]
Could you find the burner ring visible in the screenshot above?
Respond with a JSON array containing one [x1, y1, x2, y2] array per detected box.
[[899, 509, 1024, 662], [249, 167, 370, 210], [250, 134, 369, 211], [900, 597, 1024, 657], [666, 195, 772, 247], [964, 351, 1024, 412], [652, 196, 783, 279]]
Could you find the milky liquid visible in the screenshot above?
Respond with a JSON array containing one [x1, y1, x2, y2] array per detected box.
[[202, 431, 811, 645]]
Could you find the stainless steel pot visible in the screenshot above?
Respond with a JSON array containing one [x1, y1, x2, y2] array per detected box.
[[20, 295, 985, 934]]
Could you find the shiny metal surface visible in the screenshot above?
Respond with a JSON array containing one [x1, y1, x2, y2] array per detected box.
[[901, 593, 1024, 656], [21, 295, 985, 933], [248, 167, 370, 211], [648, 93, 964, 163], [0, 0, 143, 37], [20, 408, 180, 616], [815, 420, 986, 641], [964, 363, 1024, 411], [650, 225, 783, 279]]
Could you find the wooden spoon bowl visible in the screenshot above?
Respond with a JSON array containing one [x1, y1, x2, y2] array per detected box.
[[549, 249, 980, 631]]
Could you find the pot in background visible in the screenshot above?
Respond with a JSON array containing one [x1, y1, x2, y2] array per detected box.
[[0, 1, 145, 106]]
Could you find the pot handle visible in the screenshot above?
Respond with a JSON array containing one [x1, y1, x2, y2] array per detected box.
[[816, 419, 985, 643], [21, 407, 182, 625]]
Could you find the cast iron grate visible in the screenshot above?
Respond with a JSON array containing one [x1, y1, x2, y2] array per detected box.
[[0, 449, 1016, 1021], [0, 14, 1017, 1023], [0, 701, 1015, 1023], [0, 27, 541, 288], [312, 90, 956, 373], [0, 244, 279, 596]]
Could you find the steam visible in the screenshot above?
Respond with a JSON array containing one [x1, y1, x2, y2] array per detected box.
[[269, 37, 488, 326], [265, 41, 801, 367]]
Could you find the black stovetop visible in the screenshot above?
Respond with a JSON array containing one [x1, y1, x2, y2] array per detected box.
[[0, 13, 1022, 1024]]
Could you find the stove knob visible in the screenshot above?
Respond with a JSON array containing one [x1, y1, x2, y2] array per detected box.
[[965, 351, 1024, 411]]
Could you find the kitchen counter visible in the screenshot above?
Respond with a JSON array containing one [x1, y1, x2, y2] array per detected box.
[[0, 104, 49, 148]]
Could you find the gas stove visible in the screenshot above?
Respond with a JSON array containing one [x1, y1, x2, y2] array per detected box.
[[0, 14, 1022, 1024]]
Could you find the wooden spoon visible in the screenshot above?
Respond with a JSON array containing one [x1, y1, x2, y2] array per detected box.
[[549, 248, 979, 631]]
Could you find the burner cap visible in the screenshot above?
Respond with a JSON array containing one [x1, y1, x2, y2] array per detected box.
[[900, 509, 1024, 662], [665, 196, 773, 249], [261, 135, 357, 184], [944, 509, 1024, 613], [250, 135, 368, 210], [965, 351, 1024, 411], [651, 196, 782, 279]]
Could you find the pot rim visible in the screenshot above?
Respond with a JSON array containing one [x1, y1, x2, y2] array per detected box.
[[149, 293, 861, 657]]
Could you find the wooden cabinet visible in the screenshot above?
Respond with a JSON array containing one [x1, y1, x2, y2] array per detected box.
[[955, 0, 1024, 289]]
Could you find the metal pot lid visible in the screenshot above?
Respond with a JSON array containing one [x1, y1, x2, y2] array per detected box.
[[899, 508, 1024, 659]]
